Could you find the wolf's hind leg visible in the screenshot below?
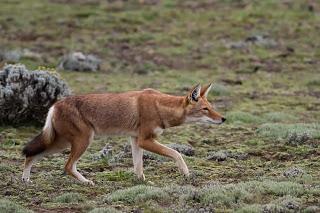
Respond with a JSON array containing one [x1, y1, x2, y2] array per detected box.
[[130, 137, 145, 180], [65, 131, 94, 185], [22, 137, 70, 183]]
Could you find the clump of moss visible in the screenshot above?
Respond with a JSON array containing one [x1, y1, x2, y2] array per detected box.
[[53, 192, 85, 203], [103, 185, 169, 204], [0, 199, 33, 213]]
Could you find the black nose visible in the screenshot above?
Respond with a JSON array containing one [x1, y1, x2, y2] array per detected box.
[[221, 117, 226, 122]]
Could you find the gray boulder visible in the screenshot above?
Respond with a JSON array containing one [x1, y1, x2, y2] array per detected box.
[[0, 64, 70, 125], [283, 167, 304, 178], [168, 143, 195, 156], [58, 52, 101, 72]]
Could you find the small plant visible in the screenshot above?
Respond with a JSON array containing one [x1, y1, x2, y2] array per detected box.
[[53, 192, 85, 203]]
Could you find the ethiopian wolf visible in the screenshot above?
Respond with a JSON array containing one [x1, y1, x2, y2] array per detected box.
[[22, 83, 226, 185]]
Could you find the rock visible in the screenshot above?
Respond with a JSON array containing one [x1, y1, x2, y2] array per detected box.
[[286, 131, 311, 146], [225, 34, 277, 49], [0, 64, 70, 125], [207, 150, 228, 161], [0, 49, 21, 62], [226, 41, 247, 49], [58, 52, 101, 72], [283, 167, 304, 178], [21, 49, 42, 61], [245, 35, 277, 48], [228, 152, 248, 160], [168, 143, 195, 156], [207, 150, 248, 161]]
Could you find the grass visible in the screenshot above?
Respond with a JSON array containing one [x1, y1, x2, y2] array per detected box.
[[53, 192, 86, 204], [103, 185, 169, 204], [226, 111, 262, 124], [257, 123, 320, 141], [0, 0, 320, 212], [0, 199, 33, 213]]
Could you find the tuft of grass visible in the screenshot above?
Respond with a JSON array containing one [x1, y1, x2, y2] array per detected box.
[[226, 111, 262, 124], [103, 185, 169, 204], [257, 123, 320, 143], [53, 192, 85, 204], [263, 112, 297, 123], [0, 199, 33, 213], [89, 207, 122, 213]]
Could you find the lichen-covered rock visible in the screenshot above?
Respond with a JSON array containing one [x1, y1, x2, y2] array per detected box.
[[225, 34, 277, 49], [207, 150, 248, 161], [168, 143, 195, 156], [207, 150, 229, 161], [286, 131, 311, 146], [283, 167, 304, 178], [0, 64, 70, 125], [58, 52, 101, 72]]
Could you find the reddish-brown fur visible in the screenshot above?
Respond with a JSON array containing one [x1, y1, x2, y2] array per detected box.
[[22, 84, 225, 185]]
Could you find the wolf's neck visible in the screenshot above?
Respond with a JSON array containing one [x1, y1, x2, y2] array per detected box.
[[156, 96, 186, 128]]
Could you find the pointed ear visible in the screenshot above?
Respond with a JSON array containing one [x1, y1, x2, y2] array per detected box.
[[200, 83, 213, 98], [187, 84, 201, 103]]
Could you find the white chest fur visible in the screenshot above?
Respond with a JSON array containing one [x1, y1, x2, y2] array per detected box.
[[153, 127, 164, 136]]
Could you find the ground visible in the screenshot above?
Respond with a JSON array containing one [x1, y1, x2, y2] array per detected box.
[[0, 0, 320, 212]]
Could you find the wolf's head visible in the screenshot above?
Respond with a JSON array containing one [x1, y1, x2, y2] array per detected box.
[[184, 83, 226, 125]]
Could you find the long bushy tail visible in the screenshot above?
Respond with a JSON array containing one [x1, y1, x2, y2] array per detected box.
[[22, 106, 55, 157]]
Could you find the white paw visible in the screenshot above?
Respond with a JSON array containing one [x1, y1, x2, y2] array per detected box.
[[137, 173, 146, 181], [22, 177, 32, 183], [83, 179, 95, 186]]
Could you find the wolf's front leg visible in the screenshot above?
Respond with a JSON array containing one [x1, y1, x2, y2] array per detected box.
[[138, 137, 189, 176], [130, 137, 145, 180]]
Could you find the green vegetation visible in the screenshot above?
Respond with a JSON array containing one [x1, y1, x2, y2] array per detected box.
[[53, 192, 86, 204], [0, 199, 33, 213], [0, 0, 319, 212], [257, 123, 320, 144], [103, 185, 169, 204], [226, 111, 262, 124]]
